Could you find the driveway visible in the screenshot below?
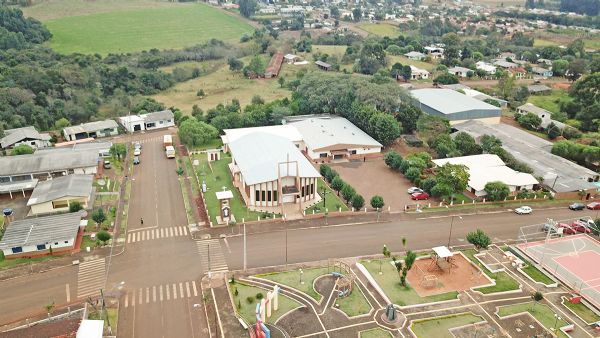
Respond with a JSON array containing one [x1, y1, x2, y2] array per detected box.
[[330, 159, 415, 212]]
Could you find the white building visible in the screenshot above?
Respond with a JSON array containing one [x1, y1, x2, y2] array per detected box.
[[475, 61, 496, 74], [228, 132, 321, 211], [222, 125, 303, 151], [516, 103, 566, 129], [27, 175, 93, 216], [0, 126, 51, 151], [432, 154, 538, 197], [62, 119, 119, 141], [410, 65, 430, 80], [447, 66, 472, 78], [118, 110, 175, 133], [0, 212, 84, 258], [404, 51, 426, 61]]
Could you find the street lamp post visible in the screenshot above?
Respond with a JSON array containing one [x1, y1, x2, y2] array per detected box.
[[299, 269, 304, 285], [285, 224, 288, 268], [447, 215, 463, 249], [553, 314, 562, 332]]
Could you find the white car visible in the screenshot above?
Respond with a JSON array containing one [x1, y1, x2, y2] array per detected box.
[[407, 187, 424, 194], [515, 206, 532, 215], [133, 148, 141, 156]]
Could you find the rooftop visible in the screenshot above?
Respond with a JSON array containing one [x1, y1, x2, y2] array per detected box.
[[27, 174, 93, 206], [0, 212, 83, 250], [517, 103, 549, 115], [228, 132, 320, 185], [410, 89, 500, 115], [453, 120, 598, 192], [0, 148, 99, 177], [142, 109, 174, 123], [1, 126, 50, 149], [404, 51, 425, 57], [222, 125, 303, 145], [289, 116, 382, 151], [62, 119, 118, 136]]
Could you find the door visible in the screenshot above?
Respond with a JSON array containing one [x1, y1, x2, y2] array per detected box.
[[282, 195, 295, 203], [333, 154, 344, 160]]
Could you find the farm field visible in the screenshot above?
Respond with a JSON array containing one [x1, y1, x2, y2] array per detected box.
[[44, 3, 254, 54], [357, 23, 399, 37], [23, 0, 175, 21]]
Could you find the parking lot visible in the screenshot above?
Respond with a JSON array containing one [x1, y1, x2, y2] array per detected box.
[[330, 159, 416, 212]]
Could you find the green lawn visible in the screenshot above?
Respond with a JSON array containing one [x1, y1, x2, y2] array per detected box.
[[192, 153, 263, 225], [497, 302, 569, 337], [305, 179, 348, 214], [81, 235, 98, 250], [46, 3, 254, 54], [360, 328, 393, 338], [188, 138, 223, 152], [533, 38, 559, 47], [257, 267, 330, 302], [411, 313, 484, 338], [387, 54, 435, 71], [360, 259, 458, 306], [358, 23, 400, 37], [527, 90, 572, 115], [336, 285, 372, 317], [462, 249, 520, 294], [230, 282, 301, 325], [562, 298, 600, 324], [521, 264, 554, 285], [0, 253, 66, 271]]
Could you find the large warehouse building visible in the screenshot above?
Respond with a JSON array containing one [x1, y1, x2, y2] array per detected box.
[[411, 88, 501, 124]]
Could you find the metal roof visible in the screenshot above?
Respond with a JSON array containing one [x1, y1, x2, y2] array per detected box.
[[315, 60, 332, 68], [1, 126, 50, 149], [411, 89, 500, 115], [0, 212, 83, 250], [142, 110, 174, 123], [0, 148, 99, 176], [517, 103, 549, 115], [62, 120, 118, 136], [228, 132, 320, 186], [289, 116, 382, 151], [27, 174, 93, 206], [223, 125, 302, 145]]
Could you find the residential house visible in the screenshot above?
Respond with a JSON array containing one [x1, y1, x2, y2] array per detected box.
[[27, 174, 93, 215], [527, 84, 552, 94], [432, 154, 538, 197], [516, 103, 565, 129], [424, 46, 444, 59], [284, 54, 299, 64], [475, 61, 496, 74], [62, 119, 119, 141], [404, 51, 426, 61], [509, 67, 527, 79], [498, 52, 516, 60], [493, 60, 519, 69], [447, 66, 472, 78], [531, 67, 553, 77], [0, 212, 85, 258], [537, 58, 553, 66], [118, 110, 175, 133], [0, 126, 51, 151], [409, 65, 430, 80]]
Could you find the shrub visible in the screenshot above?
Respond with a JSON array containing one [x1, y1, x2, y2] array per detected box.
[[319, 164, 331, 177], [370, 195, 384, 209], [341, 184, 356, 203], [256, 292, 263, 300], [69, 202, 83, 213], [351, 194, 365, 209], [246, 296, 254, 303], [466, 229, 491, 249], [97, 230, 112, 244], [405, 167, 421, 182], [234, 288, 239, 296]]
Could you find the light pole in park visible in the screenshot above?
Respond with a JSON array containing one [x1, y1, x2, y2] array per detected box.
[[553, 314, 562, 332], [445, 205, 462, 248]]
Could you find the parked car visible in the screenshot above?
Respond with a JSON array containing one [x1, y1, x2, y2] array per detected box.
[[411, 192, 429, 200], [133, 156, 140, 165], [133, 148, 141, 156], [579, 218, 596, 228], [515, 206, 532, 215], [407, 187, 423, 194], [557, 223, 577, 235], [569, 203, 585, 211], [572, 220, 591, 233], [542, 222, 556, 233], [103, 160, 111, 169], [587, 202, 600, 210], [134, 141, 142, 150]]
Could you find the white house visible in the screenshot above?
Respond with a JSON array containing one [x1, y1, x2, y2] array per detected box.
[[62, 119, 119, 141], [516, 103, 566, 129], [0, 212, 84, 258], [424, 46, 444, 59], [447, 66, 472, 78], [119, 110, 175, 133], [0, 126, 51, 151], [288, 116, 382, 162], [222, 125, 303, 152], [475, 61, 496, 74], [409, 65, 430, 80], [432, 154, 538, 197], [227, 132, 321, 211], [404, 51, 426, 61], [27, 175, 93, 215]]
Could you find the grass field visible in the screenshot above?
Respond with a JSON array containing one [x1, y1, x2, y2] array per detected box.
[[361, 259, 459, 306], [45, 3, 254, 54], [258, 267, 331, 302], [358, 23, 400, 37], [305, 179, 348, 214], [497, 302, 569, 337], [527, 90, 571, 115], [410, 313, 484, 338], [360, 328, 393, 338], [24, 0, 175, 21], [153, 55, 298, 113], [230, 282, 301, 325], [336, 285, 372, 317], [387, 55, 436, 71], [462, 249, 520, 294], [562, 297, 600, 324], [521, 264, 554, 285]]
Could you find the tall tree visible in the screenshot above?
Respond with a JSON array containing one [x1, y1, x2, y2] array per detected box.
[[435, 163, 470, 198], [239, 0, 257, 17]]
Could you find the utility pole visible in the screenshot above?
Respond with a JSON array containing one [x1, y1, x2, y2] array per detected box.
[[100, 289, 112, 334], [243, 223, 247, 271], [285, 224, 288, 268]]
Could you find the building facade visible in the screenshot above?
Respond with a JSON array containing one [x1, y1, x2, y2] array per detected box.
[[62, 119, 119, 141], [119, 110, 175, 133]]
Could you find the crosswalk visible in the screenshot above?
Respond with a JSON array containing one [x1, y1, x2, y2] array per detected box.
[[123, 281, 199, 308], [195, 239, 228, 273], [127, 226, 189, 244], [137, 136, 163, 144], [77, 258, 106, 299]]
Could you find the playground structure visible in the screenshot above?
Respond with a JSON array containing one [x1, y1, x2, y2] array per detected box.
[[329, 260, 356, 298], [254, 285, 280, 338]]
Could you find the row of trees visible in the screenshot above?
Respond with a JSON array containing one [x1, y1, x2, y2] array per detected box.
[[319, 164, 386, 211], [551, 140, 600, 169]]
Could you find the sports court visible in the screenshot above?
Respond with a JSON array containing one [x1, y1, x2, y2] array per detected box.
[[517, 234, 600, 308]]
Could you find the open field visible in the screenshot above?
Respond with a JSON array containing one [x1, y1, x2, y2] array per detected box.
[[562, 297, 600, 324], [357, 23, 399, 37], [497, 302, 569, 337], [527, 90, 571, 115], [24, 0, 176, 21], [410, 313, 484, 338], [45, 3, 254, 54], [258, 267, 331, 302], [388, 55, 436, 71], [153, 56, 300, 113]]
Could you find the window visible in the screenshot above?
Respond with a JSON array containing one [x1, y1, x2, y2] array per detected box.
[[52, 200, 69, 209], [301, 186, 305, 197], [273, 191, 278, 202], [350, 150, 357, 155], [255, 190, 260, 202], [295, 144, 299, 148], [30, 141, 36, 146], [54, 242, 59, 246], [36, 244, 46, 251], [0, 177, 9, 183], [11, 247, 23, 253], [261, 191, 266, 202], [310, 183, 314, 195], [64, 241, 69, 244], [267, 191, 272, 201], [159, 120, 163, 124], [320, 153, 328, 158]]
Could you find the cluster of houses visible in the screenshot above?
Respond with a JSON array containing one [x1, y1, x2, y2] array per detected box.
[[0, 110, 175, 259]]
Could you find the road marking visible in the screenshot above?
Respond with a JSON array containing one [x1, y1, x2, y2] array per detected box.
[[124, 293, 128, 308], [166, 284, 171, 300], [186, 282, 191, 298], [155, 229, 159, 239], [160, 285, 163, 301], [153, 286, 156, 302], [136, 232, 140, 242], [138, 288, 142, 305], [151, 230, 155, 240], [223, 238, 232, 254], [160, 228, 164, 237], [142, 231, 145, 241], [173, 284, 177, 300], [195, 239, 229, 272], [179, 283, 184, 299], [131, 291, 135, 307], [66, 284, 70, 303], [183, 226, 189, 236], [127, 233, 132, 243], [169, 227, 174, 237], [146, 287, 149, 304], [77, 258, 106, 298], [192, 281, 198, 297]]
